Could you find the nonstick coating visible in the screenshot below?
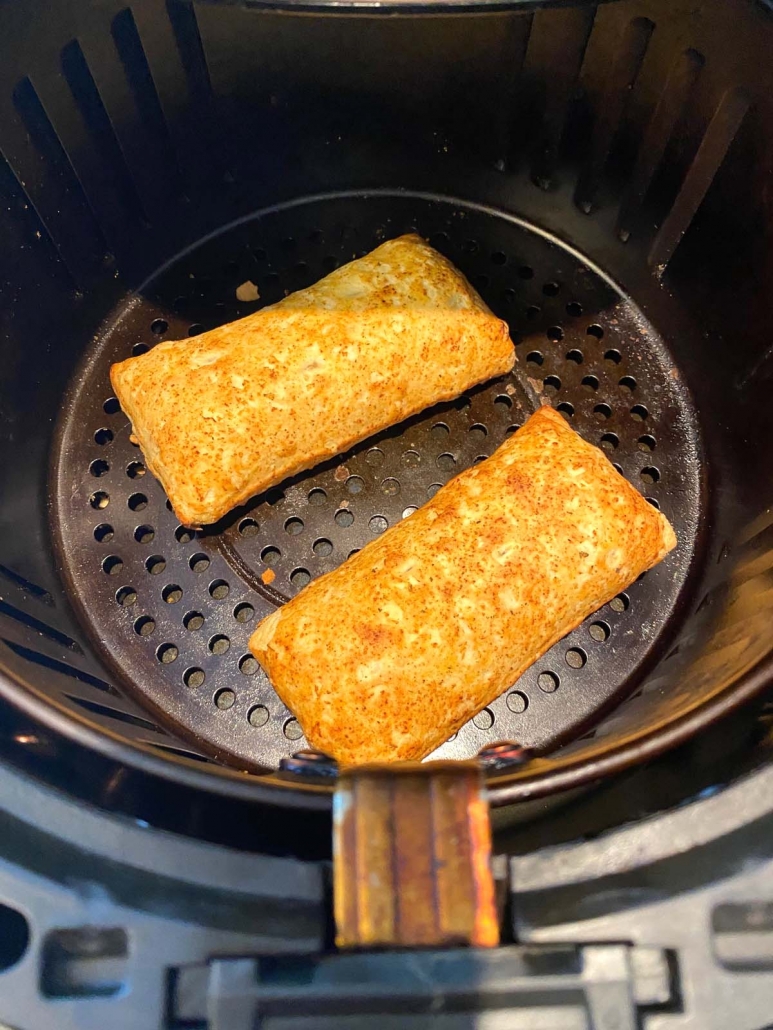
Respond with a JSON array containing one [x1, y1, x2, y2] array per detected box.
[[51, 191, 702, 771]]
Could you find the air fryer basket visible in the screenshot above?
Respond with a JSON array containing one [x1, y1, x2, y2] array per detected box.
[[1, 0, 773, 828]]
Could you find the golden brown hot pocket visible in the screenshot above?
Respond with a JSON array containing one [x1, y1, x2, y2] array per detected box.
[[249, 406, 677, 766], [110, 235, 514, 526]]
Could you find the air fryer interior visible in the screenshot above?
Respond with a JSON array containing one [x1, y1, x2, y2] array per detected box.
[[1, 0, 773, 823]]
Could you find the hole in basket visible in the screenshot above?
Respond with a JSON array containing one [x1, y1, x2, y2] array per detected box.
[[265, 489, 284, 507], [209, 579, 229, 600], [566, 301, 583, 317], [565, 349, 583, 364], [184, 667, 205, 688], [565, 648, 587, 669], [593, 403, 612, 420], [494, 394, 513, 410], [188, 323, 204, 337], [647, 497, 661, 510], [609, 593, 630, 613], [369, 515, 388, 535], [507, 691, 529, 713], [345, 476, 364, 495], [348, 549, 360, 559], [0, 903, 29, 972], [581, 375, 599, 392], [115, 585, 136, 607], [157, 642, 178, 664], [542, 281, 560, 296], [589, 621, 611, 642], [132, 342, 149, 356], [90, 491, 109, 510], [234, 602, 255, 623], [546, 325, 564, 342], [427, 483, 442, 498], [518, 265, 534, 279], [209, 634, 230, 655], [604, 349, 621, 365], [600, 433, 619, 452], [543, 375, 561, 394], [473, 708, 494, 730], [630, 404, 649, 421], [403, 506, 418, 518], [505, 424, 520, 436], [126, 461, 145, 480], [381, 478, 401, 496], [308, 488, 327, 506], [538, 671, 559, 693], [128, 493, 147, 512], [437, 453, 456, 471], [215, 688, 235, 709], [150, 318, 168, 335], [402, 450, 421, 468], [526, 351, 544, 367], [637, 434, 656, 452], [238, 517, 259, 538], [261, 546, 281, 566], [134, 615, 155, 636], [103, 397, 120, 415], [183, 611, 204, 631], [290, 568, 311, 588], [240, 654, 259, 676], [248, 704, 269, 726], [491, 251, 507, 265], [469, 423, 488, 441], [612, 463, 624, 475], [285, 517, 305, 536], [335, 509, 354, 528], [145, 555, 166, 575], [619, 375, 637, 393], [431, 422, 450, 440], [455, 396, 471, 412], [94, 523, 113, 543], [556, 402, 574, 418], [526, 304, 541, 320], [462, 239, 479, 254], [102, 555, 123, 576], [162, 584, 182, 604], [641, 466, 660, 484], [89, 459, 109, 478], [134, 524, 154, 544], [587, 324, 605, 339], [366, 448, 385, 467], [313, 537, 334, 557], [284, 717, 303, 741], [94, 428, 113, 446]]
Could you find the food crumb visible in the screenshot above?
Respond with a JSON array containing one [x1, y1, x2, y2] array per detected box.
[[129, 433, 139, 445], [235, 280, 260, 303], [334, 465, 349, 482], [505, 383, 517, 396], [261, 568, 276, 585]]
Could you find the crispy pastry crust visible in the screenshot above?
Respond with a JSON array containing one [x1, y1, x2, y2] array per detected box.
[[110, 235, 514, 526], [249, 406, 677, 766]]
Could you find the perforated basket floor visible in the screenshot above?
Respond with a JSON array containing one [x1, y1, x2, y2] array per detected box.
[[51, 191, 702, 771]]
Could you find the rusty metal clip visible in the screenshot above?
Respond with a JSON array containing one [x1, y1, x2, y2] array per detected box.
[[333, 760, 499, 949]]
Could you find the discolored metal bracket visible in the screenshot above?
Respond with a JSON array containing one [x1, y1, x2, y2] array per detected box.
[[333, 759, 500, 949]]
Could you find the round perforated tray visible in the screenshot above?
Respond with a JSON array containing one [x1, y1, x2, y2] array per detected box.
[[52, 192, 702, 770]]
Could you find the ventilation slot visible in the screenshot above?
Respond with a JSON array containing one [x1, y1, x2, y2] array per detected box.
[[648, 87, 751, 273], [8, 76, 108, 284], [1, 639, 122, 697], [617, 48, 704, 242], [0, 564, 54, 605], [65, 693, 167, 734], [525, 4, 596, 190], [0, 600, 83, 654], [575, 17, 654, 213]]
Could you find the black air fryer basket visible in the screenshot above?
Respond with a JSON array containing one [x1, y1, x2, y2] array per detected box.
[[1, 0, 773, 862]]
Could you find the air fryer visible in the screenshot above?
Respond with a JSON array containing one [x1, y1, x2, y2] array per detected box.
[[1, 0, 773, 941]]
